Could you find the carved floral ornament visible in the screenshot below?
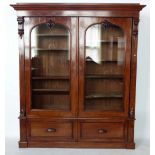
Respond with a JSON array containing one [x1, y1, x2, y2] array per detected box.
[[101, 20, 113, 29], [47, 19, 55, 29]]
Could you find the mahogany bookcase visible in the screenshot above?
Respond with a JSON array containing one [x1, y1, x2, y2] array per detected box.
[[11, 3, 145, 149]]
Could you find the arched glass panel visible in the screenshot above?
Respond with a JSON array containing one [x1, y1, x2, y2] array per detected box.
[[31, 23, 70, 110], [85, 23, 125, 111]]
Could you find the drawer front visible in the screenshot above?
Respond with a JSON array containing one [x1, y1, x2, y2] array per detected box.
[[28, 121, 74, 141], [80, 122, 125, 142]]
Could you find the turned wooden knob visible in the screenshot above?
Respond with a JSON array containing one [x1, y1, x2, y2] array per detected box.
[[47, 128, 56, 132], [98, 129, 107, 134]]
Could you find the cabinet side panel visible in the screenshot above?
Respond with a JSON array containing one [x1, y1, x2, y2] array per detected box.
[[18, 16, 28, 147], [127, 17, 140, 149], [130, 17, 139, 119]]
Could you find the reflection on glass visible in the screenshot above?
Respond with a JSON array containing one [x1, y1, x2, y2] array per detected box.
[[85, 23, 125, 111], [31, 23, 70, 111], [86, 25, 101, 64]]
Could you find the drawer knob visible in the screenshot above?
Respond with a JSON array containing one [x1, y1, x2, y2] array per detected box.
[[47, 128, 56, 132], [98, 129, 107, 134]]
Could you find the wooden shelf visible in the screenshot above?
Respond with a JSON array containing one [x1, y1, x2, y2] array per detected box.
[[36, 34, 69, 37], [86, 40, 124, 46], [85, 74, 123, 79], [33, 48, 69, 51], [32, 76, 69, 80], [86, 59, 118, 63], [85, 93, 123, 99], [100, 40, 118, 43], [85, 102, 123, 111], [32, 104, 70, 111], [86, 46, 99, 49], [32, 89, 69, 94]]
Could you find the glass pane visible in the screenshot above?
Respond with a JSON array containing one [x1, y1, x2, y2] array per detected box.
[[31, 23, 70, 110], [85, 23, 125, 111]]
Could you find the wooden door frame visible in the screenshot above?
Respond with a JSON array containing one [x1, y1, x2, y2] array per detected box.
[[24, 16, 78, 117], [78, 17, 132, 117]]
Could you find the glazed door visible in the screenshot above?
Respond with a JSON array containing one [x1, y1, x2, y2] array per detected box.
[[25, 17, 78, 117], [79, 17, 132, 117]]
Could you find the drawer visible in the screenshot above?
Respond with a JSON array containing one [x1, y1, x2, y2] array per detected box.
[[80, 122, 125, 142], [28, 121, 74, 141]]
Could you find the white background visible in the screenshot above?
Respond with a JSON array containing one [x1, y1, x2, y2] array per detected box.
[[1, 0, 150, 154]]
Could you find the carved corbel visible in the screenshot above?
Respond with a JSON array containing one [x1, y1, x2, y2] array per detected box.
[[133, 17, 139, 37], [17, 16, 24, 39]]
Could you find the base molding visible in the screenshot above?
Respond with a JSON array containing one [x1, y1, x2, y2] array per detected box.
[[126, 142, 135, 149], [22, 141, 136, 149], [19, 141, 28, 148]]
